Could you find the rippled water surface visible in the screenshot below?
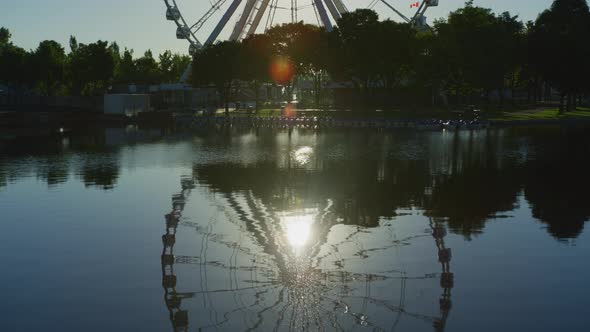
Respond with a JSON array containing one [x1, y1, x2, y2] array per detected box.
[[1, 126, 589, 332]]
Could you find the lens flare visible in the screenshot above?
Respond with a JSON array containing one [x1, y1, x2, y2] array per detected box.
[[283, 103, 297, 118], [269, 56, 295, 85]]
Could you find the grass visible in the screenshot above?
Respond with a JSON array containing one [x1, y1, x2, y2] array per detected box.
[[211, 105, 590, 123], [230, 107, 463, 119], [490, 107, 590, 122]]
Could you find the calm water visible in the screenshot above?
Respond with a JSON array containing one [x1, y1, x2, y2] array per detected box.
[[1, 126, 589, 332]]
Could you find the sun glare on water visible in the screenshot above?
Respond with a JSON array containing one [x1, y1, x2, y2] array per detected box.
[[281, 213, 314, 251], [292, 146, 314, 166]]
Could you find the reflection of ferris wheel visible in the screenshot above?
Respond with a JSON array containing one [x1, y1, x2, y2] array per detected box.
[[161, 167, 453, 331], [163, 0, 439, 80]]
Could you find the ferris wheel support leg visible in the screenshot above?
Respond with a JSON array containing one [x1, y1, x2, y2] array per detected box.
[[230, 0, 258, 41], [313, 0, 333, 32], [332, 0, 348, 14], [246, 0, 272, 37], [206, 0, 244, 45], [323, 0, 342, 22], [179, 62, 192, 84]]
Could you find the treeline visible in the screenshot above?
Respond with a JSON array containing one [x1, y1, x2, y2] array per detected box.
[[193, 0, 590, 113], [0, 31, 191, 96]]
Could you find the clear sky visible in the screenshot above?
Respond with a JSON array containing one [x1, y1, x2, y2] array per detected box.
[[1, 0, 554, 56]]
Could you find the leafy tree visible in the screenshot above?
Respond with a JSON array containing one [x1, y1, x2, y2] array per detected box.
[[169, 53, 192, 83], [0, 27, 11, 46], [192, 41, 242, 114], [376, 20, 421, 91], [330, 9, 382, 104], [68, 40, 115, 95], [240, 34, 272, 110], [429, 1, 526, 106], [69, 36, 79, 53], [266, 23, 328, 101], [31, 40, 67, 96], [159, 51, 191, 83], [530, 0, 590, 112], [134, 50, 161, 84], [158, 50, 174, 82], [0, 45, 28, 86], [0, 28, 31, 87], [115, 48, 136, 84], [108, 42, 121, 79], [291, 25, 331, 107]]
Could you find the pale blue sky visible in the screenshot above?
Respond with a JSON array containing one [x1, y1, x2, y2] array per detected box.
[[1, 0, 554, 56]]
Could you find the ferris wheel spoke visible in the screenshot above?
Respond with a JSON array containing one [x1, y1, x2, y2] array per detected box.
[[205, 0, 244, 45], [169, 0, 203, 47], [379, 0, 411, 23], [229, 0, 259, 41], [190, 0, 228, 33], [246, 0, 272, 38], [313, 0, 333, 31], [324, 0, 342, 22], [333, 0, 348, 13]]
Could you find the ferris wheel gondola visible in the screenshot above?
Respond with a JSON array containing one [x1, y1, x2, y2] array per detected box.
[[163, 0, 440, 82]]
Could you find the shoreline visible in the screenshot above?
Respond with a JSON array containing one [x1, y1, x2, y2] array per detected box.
[[2, 106, 590, 135]]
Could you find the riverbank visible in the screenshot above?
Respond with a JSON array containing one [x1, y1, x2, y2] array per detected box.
[[217, 105, 590, 125], [489, 107, 590, 122], [2, 106, 590, 137], [224, 103, 587, 117]]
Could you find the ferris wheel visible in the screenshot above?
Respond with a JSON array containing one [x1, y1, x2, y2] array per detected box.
[[163, 0, 440, 57]]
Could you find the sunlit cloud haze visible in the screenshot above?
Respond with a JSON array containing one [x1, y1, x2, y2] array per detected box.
[[1, 0, 553, 55]]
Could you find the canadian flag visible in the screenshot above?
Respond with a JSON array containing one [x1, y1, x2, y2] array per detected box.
[[410, 1, 420, 8]]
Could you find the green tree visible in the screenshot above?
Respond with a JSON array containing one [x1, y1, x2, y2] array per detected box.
[[240, 34, 272, 110], [115, 48, 136, 84], [0, 28, 31, 87], [430, 2, 525, 105], [158, 51, 191, 83], [158, 50, 174, 82], [109, 42, 122, 84], [169, 53, 192, 83], [0, 27, 11, 46], [291, 25, 331, 108], [375, 20, 421, 101], [266, 22, 328, 101], [192, 41, 242, 114], [530, 0, 590, 112], [69, 36, 79, 53], [330, 9, 382, 105], [31, 40, 67, 96], [134, 50, 161, 84], [68, 40, 115, 95]]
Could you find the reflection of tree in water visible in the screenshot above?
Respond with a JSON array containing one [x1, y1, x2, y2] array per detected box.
[[194, 159, 430, 229], [0, 136, 72, 189], [523, 128, 590, 239], [0, 130, 125, 190], [161, 157, 455, 331], [35, 156, 71, 188], [182, 126, 590, 240], [425, 164, 522, 239], [77, 155, 120, 190], [1, 127, 589, 238], [0, 160, 6, 189]]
